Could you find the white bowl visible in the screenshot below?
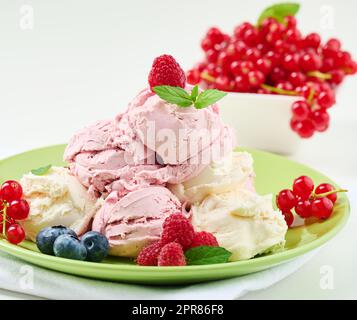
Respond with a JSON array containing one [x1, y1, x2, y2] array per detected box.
[[219, 92, 302, 155]]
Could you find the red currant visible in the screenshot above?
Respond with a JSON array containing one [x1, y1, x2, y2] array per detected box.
[[295, 119, 315, 138], [285, 28, 301, 44], [311, 197, 334, 219], [317, 90, 335, 109], [329, 69, 345, 85], [0, 180, 23, 203], [310, 110, 330, 132], [242, 28, 259, 46], [283, 211, 294, 227], [201, 38, 213, 51], [206, 49, 219, 63], [247, 70, 265, 88], [234, 22, 254, 39], [282, 54, 300, 72], [239, 61, 254, 75], [186, 69, 200, 85], [255, 58, 272, 75], [6, 224, 26, 245], [293, 176, 314, 199], [246, 48, 261, 63], [265, 51, 281, 67], [315, 183, 337, 203], [7, 199, 30, 220], [217, 51, 232, 73], [206, 27, 225, 45], [291, 100, 310, 120], [269, 67, 286, 83], [290, 117, 300, 132], [345, 60, 357, 75], [234, 74, 250, 92], [321, 58, 335, 72], [300, 53, 322, 72], [215, 75, 232, 91], [276, 189, 296, 211], [295, 199, 312, 218], [288, 72, 306, 87], [303, 33, 321, 49], [284, 16, 297, 29], [325, 38, 341, 51]]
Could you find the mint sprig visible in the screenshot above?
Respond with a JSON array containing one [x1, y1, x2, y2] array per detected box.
[[153, 85, 227, 109], [31, 164, 52, 176], [257, 3, 300, 25], [185, 246, 232, 265]]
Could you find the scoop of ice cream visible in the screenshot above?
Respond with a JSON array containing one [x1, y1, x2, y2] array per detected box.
[[169, 151, 255, 204], [19, 167, 101, 241], [191, 189, 287, 261], [125, 87, 229, 165], [64, 87, 234, 198], [92, 186, 182, 257]]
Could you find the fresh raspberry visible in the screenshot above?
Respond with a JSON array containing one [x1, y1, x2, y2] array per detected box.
[[158, 242, 186, 266], [161, 213, 195, 249], [189, 231, 219, 249], [148, 54, 186, 91], [136, 241, 162, 266]]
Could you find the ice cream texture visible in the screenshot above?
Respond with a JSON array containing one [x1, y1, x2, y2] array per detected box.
[[64, 87, 234, 198], [169, 151, 255, 204], [92, 186, 182, 257], [20, 167, 101, 242], [191, 189, 287, 261]]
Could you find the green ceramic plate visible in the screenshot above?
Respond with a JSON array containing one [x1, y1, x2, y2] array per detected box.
[[0, 145, 350, 284]]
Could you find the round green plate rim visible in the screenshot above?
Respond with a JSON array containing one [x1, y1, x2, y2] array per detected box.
[[0, 145, 350, 284]]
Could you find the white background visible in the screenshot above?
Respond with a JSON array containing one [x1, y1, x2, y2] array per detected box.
[[0, 0, 356, 299]]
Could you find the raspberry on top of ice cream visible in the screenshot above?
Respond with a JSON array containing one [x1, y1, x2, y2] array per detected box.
[[148, 54, 186, 91]]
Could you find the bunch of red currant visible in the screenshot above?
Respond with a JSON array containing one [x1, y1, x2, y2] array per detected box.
[[186, 14, 356, 138], [0, 180, 29, 244], [276, 175, 346, 227]]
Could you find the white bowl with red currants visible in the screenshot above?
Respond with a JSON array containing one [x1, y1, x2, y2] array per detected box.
[[186, 3, 356, 154]]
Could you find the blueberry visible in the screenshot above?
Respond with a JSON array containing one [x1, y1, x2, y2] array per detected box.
[[80, 231, 109, 262], [36, 225, 77, 255], [53, 234, 87, 261]]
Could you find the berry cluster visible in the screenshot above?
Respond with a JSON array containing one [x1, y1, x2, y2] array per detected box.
[[37, 226, 109, 262], [137, 213, 219, 266], [276, 175, 346, 227], [187, 16, 356, 138], [0, 180, 29, 244]]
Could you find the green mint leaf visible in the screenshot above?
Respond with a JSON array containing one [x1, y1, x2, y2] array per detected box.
[[153, 86, 193, 107], [257, 3, 300, 25], [185, 246, 232, 265], [194, 89, 227, 109], [190, 85, 199, 102], [31, 164, 52, 176]]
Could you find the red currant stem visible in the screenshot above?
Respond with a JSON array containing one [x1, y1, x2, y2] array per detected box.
[[2, 202, 8, 236], [313, 189, 348, 199], [307, 71, 332, 80], [200, 72, 215, 83], [307, 88, 315, 105], [261, 84, 298, 96]]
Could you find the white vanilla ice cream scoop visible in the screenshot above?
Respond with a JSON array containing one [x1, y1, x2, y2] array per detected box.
[[191, 188, 287, 261], [169, 151, 255, 204], [20, 167, 101, 241]]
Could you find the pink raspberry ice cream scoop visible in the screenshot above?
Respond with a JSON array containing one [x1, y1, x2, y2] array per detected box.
[[92, 186, 182, 257], [64, 87, 234, 198]]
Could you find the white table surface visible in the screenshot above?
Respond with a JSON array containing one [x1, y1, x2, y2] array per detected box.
[[1, 0, 356, 299]]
